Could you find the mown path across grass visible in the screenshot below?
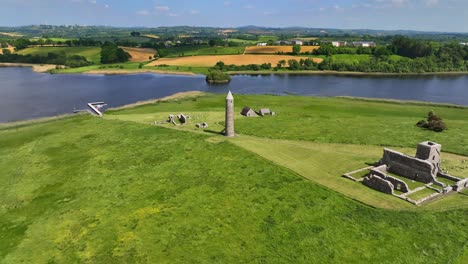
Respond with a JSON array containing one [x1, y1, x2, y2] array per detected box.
[[1, 94, 467, 263]]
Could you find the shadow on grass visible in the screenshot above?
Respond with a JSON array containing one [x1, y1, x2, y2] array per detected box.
[[203, 129, 223, 135]]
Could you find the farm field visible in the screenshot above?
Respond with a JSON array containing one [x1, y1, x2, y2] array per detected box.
[[0, 44, 15, 55], [245, 45, 319, 54], [0, 94, 467, 263], [120, 47, 157, 62], [147, 54, 323, 67], [158, 45, 245, 58], [17, 46, 101, 63], [0, 32, 23, 37], [141, 34, 159, 39]]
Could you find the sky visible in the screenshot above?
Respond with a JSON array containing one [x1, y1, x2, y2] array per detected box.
[[1, 0, 467, 32]]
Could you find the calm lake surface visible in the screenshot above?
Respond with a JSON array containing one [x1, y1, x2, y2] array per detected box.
[[1, 67, 468, 123]]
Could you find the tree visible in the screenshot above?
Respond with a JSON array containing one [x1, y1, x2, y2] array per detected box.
[[208, 39, 216, 47], [416, 111, 447, 132], [292, 45, 301, 55], [100, 42, 131, 64], [2, 49, 11, 55], [277, 60, 286, 69]]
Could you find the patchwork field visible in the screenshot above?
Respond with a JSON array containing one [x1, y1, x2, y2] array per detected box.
[[147, 54, 322, 67], [120, 47, 157, 62], [142, 34, 159, 39], [1, 94, 467, 263], [0, 32, 23, 37], [0, 44, 15, 55], [245, 45, 320, 54], [17, 46, 102, 63], [158, 46, 245, 58]]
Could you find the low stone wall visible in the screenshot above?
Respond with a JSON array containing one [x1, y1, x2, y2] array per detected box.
[[382, 149, 436, 184], [455, 178, 468, 191], [369, 167, 409, 192], [363, 175, 394, 195], [437, 172, 462, 182]]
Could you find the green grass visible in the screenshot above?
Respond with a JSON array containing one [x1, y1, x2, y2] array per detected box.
[[436, 176, 458, 186], [51, 62, 210, 75], [407, 187, 438, 200], [350, 169, 370, 179], [1, 94, 467, 263], [17, 46, 101, 63], [0, 114, 467, 263], [257, 35, 278, 43], [111, 94, 468, 156], [108, 94, 468, 210], [386, 172, 426, 190], [148, 65, 210, 74], [52, 62, 147, 74], [159, 46, 245, 58]]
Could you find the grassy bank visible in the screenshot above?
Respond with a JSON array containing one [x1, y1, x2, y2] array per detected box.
[[1, 94, 467, 263], [17, 46, 102, 64]]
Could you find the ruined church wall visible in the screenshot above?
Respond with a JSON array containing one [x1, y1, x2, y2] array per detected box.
[[363, 175, 394, 195], [370, 167, 409, 192], [382, 149, 436, 184]]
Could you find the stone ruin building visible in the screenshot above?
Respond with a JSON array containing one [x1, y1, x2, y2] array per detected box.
[[167, 114, 189, 125], [196, 122, 208, 129], [344, 141, 468, 205], [240, 106, 257, 117], [240, 106, 276, 117]]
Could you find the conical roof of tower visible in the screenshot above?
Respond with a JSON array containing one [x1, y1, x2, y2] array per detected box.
[[226, 90, 234, 100]]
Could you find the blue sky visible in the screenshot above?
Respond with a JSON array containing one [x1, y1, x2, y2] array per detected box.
[[1, 0, 467, 32]]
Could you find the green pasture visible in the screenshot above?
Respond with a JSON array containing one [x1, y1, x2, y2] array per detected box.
[[17, 46, 101, 63], [0, 94, 467, 263], [158, 46, 245, 58]]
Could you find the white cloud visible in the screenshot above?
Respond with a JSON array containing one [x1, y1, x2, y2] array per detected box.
[[190, 10, 200, 15], [424, 0, 439, 6], [244, 5, 255, 9], [89, 0, 96, 4], [137, 10, 150, 16], [155, 6, 169, 12]]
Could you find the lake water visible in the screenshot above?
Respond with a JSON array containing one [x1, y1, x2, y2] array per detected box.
[[1, 67, 468, 123]]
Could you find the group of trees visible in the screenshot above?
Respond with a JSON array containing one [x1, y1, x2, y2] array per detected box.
[[100, 42, 131, 64], [0, 52, 92, 68], [212, 61, 272, 72]]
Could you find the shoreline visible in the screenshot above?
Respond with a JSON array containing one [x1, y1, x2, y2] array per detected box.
[[3, 63, 468, 77], [227, 70, 468, 77], [3, 93, 467, 126], [0, 62, 57, 72], [84, 69, 197, 76]]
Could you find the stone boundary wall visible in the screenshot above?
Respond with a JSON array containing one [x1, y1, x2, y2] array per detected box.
[[370, 167, 409, 192], [437, 172, 462, 182], [382, 149, 436, 183], [363, 175, 394, 195], [455, 178, 468, 191]]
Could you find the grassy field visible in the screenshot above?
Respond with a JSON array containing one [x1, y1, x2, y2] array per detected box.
[[158, 46, 245, 58], [147, 55, 322, 67], [52, 62, 209, 75], [245, 45, 319, 54], [107, 95, 468, 210], [112, 94, 468, 156], [1, 94, 467, 263], [17, 46, 102, 63]]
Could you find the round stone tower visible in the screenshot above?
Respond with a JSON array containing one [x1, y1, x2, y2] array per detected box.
[[225, 91, 235, 137]]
